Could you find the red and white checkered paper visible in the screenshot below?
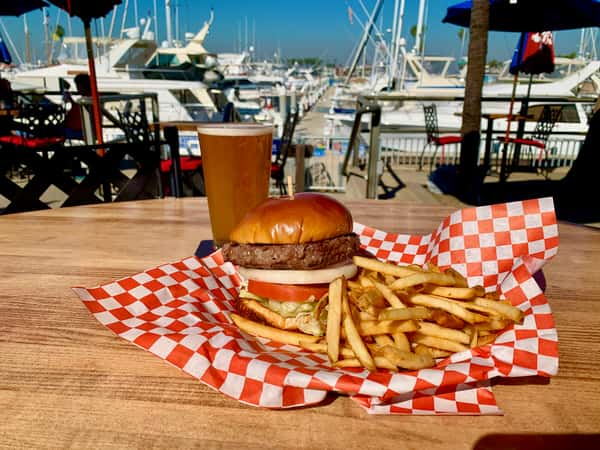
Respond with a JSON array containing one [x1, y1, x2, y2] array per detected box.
[[73, 197, 559, 414]]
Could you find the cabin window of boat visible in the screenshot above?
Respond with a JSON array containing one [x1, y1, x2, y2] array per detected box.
[[114, 43, 157, 69], [170, 89, 201, 104], [526, 104, 580, 123]]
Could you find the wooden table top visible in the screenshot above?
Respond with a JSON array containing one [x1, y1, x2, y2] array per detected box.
[[1, 198, 599, 449]]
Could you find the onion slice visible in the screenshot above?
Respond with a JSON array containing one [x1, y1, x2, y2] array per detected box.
[[238, 261, 358, 285]]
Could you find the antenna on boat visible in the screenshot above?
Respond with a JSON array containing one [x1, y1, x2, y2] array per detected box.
[[344, 0, 384, 84]]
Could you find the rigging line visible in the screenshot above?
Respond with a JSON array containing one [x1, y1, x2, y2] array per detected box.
[[0, 19, 23, 65]]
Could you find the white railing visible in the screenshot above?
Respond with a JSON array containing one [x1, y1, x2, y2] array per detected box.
[[292, 133, 584, 191]]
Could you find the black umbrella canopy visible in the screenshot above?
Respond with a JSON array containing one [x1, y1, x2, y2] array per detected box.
[[0, 0, 48, 16], [46, 0, 122, 21], [443, 0, 600, 32]]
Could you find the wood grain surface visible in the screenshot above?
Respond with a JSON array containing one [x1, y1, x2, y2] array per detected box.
[[1, 198, 599, 449]]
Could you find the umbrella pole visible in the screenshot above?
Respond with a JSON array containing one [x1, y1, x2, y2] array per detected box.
[[84, 20, 104, 149], [84, 19, 110, 202]]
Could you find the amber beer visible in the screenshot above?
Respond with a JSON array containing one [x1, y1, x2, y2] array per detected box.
[[198, 124, 273, 248]]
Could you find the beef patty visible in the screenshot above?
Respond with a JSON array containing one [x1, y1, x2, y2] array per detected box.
[[222, 233, 360, 269]]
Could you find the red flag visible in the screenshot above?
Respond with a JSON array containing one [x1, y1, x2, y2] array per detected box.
[[521, 31, 555, 74], [348, 6, 353, 24]]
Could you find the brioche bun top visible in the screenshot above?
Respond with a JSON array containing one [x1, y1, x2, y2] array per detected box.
[[229, 193, 353, 244]]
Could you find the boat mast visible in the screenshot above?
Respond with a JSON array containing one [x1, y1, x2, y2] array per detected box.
[[344, 0, 384, 84], [43, 7, 51, 64], [24, 15, 31, 65], [413, 0, 425, 54], [390, 0, 405, 89], [120, 0, 129, 38], [165, 0, 173, 46], [153, 0, 159, 44]]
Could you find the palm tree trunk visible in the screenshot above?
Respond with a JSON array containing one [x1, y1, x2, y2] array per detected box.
[[457, 0, 489, 203]]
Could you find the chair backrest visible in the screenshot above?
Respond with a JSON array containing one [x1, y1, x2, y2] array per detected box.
[[118, 107, 151, 145], [423, 104, 439, 142], [19, 103, 66, 138], [274, 108, 299, 168], [532, 105, 562, 143]]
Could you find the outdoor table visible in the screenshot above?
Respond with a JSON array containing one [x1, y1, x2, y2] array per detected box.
[[481, 113, 533, 174], [1, 198, 599, 448]]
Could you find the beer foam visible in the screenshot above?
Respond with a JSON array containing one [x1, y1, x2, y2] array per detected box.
[[197, 124, 273, 136]]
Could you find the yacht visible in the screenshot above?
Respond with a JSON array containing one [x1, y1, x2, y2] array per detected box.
[[328, 58, 600, 139], [13, 25, 220, 124]]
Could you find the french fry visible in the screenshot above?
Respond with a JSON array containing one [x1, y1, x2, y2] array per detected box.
[[377, 345, 436, 370], [409, 294, 489, 324], [430, 309, 466, 329], [355, 319, 419, 336], [333, 356, 398, 371], [347, 280, 362, 291], [427, 262, 441, 273], [469, 329, 478, 348], [444, 268, 469, 288], [230, 313, 321, 346], [301, 341, 355, 358], [422, 284, 485, 299], [392, 332, 411, 352], [445, 298, 502, 316], [390, 272, 456, 291], [410, 332, 470, 353], [477, 333, 499, 345], [342, 287, 376, 371], [378, 306, 432, 322], [417, 321, 471, 345], [484, 291, 502, 300], [374, 334, 395, 347], [353, 256, 419, 278], [414, 344, 452, 359], [370, 278, 405, 308], [473, 297, 524, 323], [474, 317, 513, 332], [326, 277, 344, 363], [357, 311, 377, 321]]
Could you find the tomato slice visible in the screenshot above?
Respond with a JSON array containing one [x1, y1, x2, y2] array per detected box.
[[247, 279, 329, 303]]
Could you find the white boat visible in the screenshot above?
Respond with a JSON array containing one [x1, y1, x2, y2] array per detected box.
[[14, 35, 219, 124], [328, 58, 600, 139]]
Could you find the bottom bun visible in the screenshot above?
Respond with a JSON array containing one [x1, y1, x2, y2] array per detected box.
[[236, 298, 299, 330], [238, 261, 357, 285]]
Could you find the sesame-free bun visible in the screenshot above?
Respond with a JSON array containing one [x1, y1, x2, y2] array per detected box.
[[229, 193, 353, 244]]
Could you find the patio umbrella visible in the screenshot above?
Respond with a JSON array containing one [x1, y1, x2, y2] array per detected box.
[[0, 0, 49, 16], [46, 1, 123, 146], [443, 0, 600, 32], [0, 33, 11, 64], [503, 31, 556, 139]]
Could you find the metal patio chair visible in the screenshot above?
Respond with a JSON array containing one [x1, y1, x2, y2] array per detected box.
[[418, 104, 462, 173]]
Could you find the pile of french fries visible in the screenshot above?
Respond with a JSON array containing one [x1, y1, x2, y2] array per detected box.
[[231, 255, 524, 372]]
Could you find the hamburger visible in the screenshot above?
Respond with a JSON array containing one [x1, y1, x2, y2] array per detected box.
[[222, 193, 360, 336]]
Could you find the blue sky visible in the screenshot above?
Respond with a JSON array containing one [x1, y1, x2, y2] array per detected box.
[[0, 0, 585, 66]]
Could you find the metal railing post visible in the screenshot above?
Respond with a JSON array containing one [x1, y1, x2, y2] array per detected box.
[[341, 98, 382, 199], [366, 106, 381, 199]]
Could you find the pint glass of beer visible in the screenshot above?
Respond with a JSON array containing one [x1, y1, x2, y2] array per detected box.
[[197, 124, 273, 248]]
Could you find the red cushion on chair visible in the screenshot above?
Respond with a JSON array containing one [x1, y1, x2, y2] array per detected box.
[[179, 156, 202, 171], [160, 157, 203, 173], [0, 135, 65, 148], [433, 135, 462, 145], [160, 160, 172, 173], [271, 162, 282, 173], [497, 136, 545, 149]]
